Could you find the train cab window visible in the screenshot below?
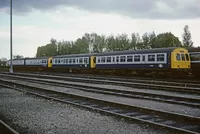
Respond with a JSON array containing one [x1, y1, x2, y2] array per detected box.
[[127, 56, 133, 62], [181, 53, 185, 61], [134, 55, 140, 62], [176, 53, 181, 61], [185, 54, 189, 61], [120, 56, 126, 62], [107, 57, 111, 63], [101, 57, 106, 63], [148, 55, 155, 62], [157, 54, 165, 61], [112, 57, 115, 62]]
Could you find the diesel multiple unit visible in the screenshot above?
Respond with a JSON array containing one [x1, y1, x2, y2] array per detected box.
[[6, 47, 193, 76]]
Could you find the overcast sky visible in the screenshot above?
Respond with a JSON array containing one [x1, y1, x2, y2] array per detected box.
[[0, 0, 200, 59]]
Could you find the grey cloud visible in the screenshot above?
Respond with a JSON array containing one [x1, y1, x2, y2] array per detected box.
[[0, 0, 199, 19]]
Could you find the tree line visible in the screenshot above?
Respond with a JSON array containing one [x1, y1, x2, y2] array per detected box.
[[36, 25, 194, 57]]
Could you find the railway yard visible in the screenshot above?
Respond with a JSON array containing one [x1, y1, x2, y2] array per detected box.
[[0, 72, 200, 134]]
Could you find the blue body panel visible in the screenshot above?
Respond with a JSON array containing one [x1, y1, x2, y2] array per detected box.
[[96, 63, 170, 69], [25, 64, 48, 67], [52, 64, 90, 69]]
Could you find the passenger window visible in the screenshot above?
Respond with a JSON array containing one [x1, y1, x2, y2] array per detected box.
[[142, 55, 145, 61], [107, 57, 111, 62], [72, 59, 75, 63], [127, 56, 133, 62], [112, 57, 115, 62], [134, 55, 140, 62], [79, 58, 83, 63], [190, 53, 199, 61], [69, 59, 72, 63], [185, 54, 189, 61], [148, 55, 155, 61], [176, 54, 181, 61], [181, 54, 185, 61], [116, 56, 119, 62], [97, 57, 100, 63], [76, 59, 79, 63], [120, 56, 126, 62], [101, 57, 106, 63], [58, 59, 60, 63], [84, 58, 88, 64], [157, 54, 165, 61]]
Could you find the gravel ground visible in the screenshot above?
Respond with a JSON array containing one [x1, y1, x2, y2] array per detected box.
[[0, 87, 178, 134], [11, 79, 200, 117]]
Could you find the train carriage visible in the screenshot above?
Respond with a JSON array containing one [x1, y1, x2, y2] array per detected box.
[[6, 58, 25, 71], [188, 47, 200, 77], [94, 47, 190, 76], [51, 53, 96, 73], [24, 57, 49, 71]]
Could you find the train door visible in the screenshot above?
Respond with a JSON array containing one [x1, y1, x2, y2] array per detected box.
[[48, 57, 53, 68], [90, 56, 96, 68]]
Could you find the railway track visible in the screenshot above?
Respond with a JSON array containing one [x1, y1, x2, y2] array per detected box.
[[0, 78, 199, 134], [0, 119, 19, 134], [1, 72, 200, 95], [1, 74, 200, 108]]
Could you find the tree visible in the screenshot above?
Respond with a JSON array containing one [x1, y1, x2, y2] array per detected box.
[[182, 25, 193, 47], [0, 58, 7, 66], [153, 32, 182, 48], [13, 55, 24, 59]]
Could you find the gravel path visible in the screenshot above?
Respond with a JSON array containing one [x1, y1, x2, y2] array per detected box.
[[0, 87, 177, 134], [12, 80, 200, 117]]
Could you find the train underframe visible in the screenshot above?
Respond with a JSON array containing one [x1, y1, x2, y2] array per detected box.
[[50, 67, 190, 78], [6, 66, 191, 78]]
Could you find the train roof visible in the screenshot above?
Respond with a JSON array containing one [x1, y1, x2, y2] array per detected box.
[[187, 47, 200, 52], [7, 58, 25, 61], [52, 53, 96, 58], [95, 47, 180, 56], [25, 57, 49, 60]]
